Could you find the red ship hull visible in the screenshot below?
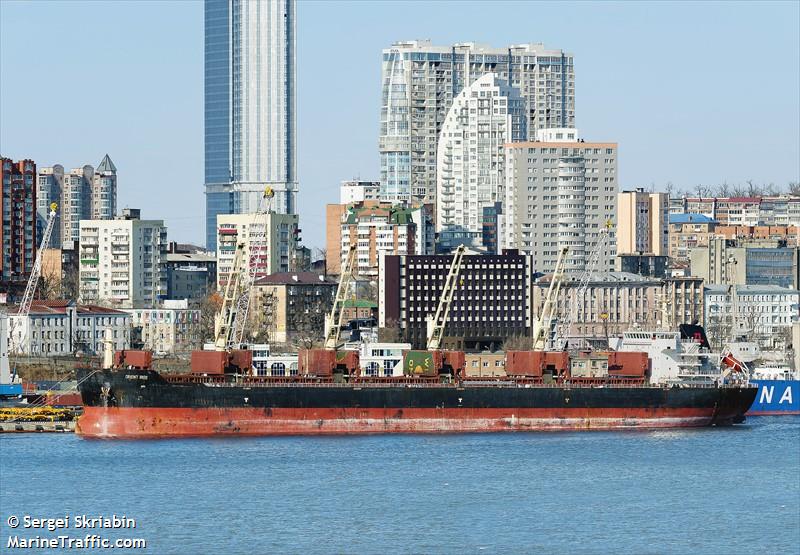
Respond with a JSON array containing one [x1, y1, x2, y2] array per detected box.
[[78, 406, 728, 439]]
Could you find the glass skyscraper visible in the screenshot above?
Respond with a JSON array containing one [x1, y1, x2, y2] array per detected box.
[[204, 0, 297, 250]]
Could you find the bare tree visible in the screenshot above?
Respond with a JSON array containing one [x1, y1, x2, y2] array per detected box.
[[503, 334, 533, 351], [378, 318, 403, 343], [788, 182, 800, 196], [199, 292, 223, 343], [289, 289, 330, 349]]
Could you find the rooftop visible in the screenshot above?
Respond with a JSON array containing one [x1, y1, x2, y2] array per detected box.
[[704, 284, 800, 295], [669, 214, 716, 225], [537, 271, 661, 285], [254, 272, 337, 286]]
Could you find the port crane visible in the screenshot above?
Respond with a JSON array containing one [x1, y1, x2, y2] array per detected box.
[[426, 244, 465, 350], [2, 203, 58, 393], [532, 247, 569, 351], [554, 220, 613, 350], [323, 243, 357, 350], [213, 188, 274, 351]]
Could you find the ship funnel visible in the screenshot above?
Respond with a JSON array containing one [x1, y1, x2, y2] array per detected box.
[[102, 328, 114, 370]]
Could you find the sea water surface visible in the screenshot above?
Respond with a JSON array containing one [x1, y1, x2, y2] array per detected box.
[[1, 417, 798, 554]]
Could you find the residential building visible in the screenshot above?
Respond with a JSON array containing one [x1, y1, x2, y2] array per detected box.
[[670, 195, 800, 227], [204, 0, 297, 250], [37, 155, 117, 248], [616, 254, 669, 278], [714, 225, 800, 246], [125, 300, 201, 354], [617, 188, 669, 256], [7, 300, 130, 355], [380, 40, 574, 203], [341, 299, 378, 323], [340, 180, 380, 204], [689, 237, 800, 289], [504, 131, 618, 273], [1, 158, 37, 291], [326, 201, 433, 275], [668, 213, 716, 261], [216, 212, 299, 290], [41, 242, 79, 298], [379, 250, 534, 350], [251, 272, 337, 343], [342, 203, 417, 278], [165, 251, 217, 303], [78, 208, 168, 309], [704, 284, 800, 349], [436, 73, 526, 244], [538, 273, 705, 336]]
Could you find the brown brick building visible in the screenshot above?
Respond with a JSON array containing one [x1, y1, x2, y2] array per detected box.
[[2, 158, 37, 293]]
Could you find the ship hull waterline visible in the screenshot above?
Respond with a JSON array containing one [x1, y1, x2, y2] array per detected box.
[[77, 405, 748, 439]]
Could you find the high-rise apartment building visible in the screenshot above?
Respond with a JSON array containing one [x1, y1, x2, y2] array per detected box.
[[205, 0, 297, 250], [380, 40, 574, 203], [503, 129, 618, 273], [616, 188, 669, 256], [340, 180, 380, 204], [78, 208, 167, 309], [1, 158, 37, 289], [436, 73, 526, 246], [37, 155, 117, 248], [215, 212, 299, 290]]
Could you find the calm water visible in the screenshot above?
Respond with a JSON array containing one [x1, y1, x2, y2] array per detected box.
[[2, 418, 799, 554]]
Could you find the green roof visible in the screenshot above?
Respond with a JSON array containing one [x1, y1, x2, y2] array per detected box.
[[343, 299, 377, 308], [344, 204, 415, 225]]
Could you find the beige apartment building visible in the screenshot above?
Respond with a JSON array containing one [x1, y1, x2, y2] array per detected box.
[[617, 189, 669, 256], [325, 201, 433, 276], [250, 273, 337, 344], [215, 212, 298, 290], [504, 129, 618, 273], [668, 213, 716, 261]]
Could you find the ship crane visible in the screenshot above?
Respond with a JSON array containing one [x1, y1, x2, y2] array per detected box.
[[17, 203, 59, 323], [214, 188, 274, 351], [323, 243, 357, 350], [426, 244, 465, 350], [532, 246, 569, 352], [3, 203, 58, 393], [554, 220, 613, 350]]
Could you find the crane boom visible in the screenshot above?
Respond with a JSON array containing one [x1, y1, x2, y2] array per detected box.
[[532, 247, 568, 351], [426, 244, 465, 350], [18, 203, 58, 319], [323, 243, 357, 350], [213, 187, 274, 350], [554, 221, 612, 350]]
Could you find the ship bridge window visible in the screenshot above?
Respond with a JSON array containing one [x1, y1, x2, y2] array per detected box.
[[365, 362, 380, 376], [271, 362, 286, 377]]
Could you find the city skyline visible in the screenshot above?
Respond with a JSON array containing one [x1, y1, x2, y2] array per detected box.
[[1, 0, 798, 250]]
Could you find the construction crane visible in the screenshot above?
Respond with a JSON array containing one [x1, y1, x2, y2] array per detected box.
[[532, 247, 569, 352], [17, 203, 58, 321], [213, 188, 274, 351], [3, 203, 58, 393], [426, 244, 465, 350], [554, 220, 613, 350], [323, 243, 357, 350]]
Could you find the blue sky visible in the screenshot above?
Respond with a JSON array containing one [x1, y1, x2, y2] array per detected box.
[[1, 0, 798, 249]]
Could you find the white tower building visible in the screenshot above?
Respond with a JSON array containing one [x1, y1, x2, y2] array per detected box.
[[436, 74, 526, 247]]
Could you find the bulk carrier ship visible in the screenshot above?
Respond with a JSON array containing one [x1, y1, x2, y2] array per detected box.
[[75, 343, 756, 438]]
